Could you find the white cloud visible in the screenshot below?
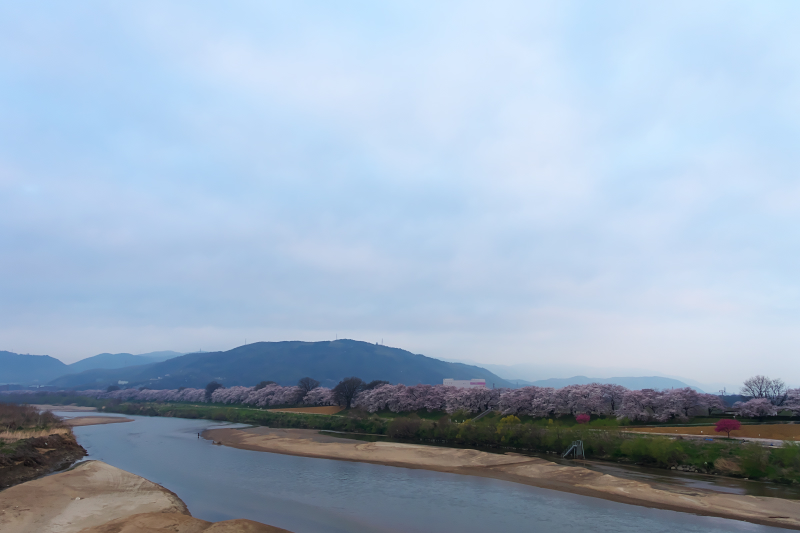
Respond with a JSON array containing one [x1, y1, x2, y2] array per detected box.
[[1, 1, 799, 384]]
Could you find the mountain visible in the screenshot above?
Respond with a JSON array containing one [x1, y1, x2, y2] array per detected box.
[[68, 351, 183, 373], [48, 339, 513, 390], [510, 376, 703, 392], [0, 351, 69, 385]]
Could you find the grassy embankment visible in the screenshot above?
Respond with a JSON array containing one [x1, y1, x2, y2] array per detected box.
[[98, 401, 800, 484], [4, 393, 799, 484], [0, 403, 86, 488]]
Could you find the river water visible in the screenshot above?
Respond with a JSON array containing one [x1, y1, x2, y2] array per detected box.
[[65, 413, 785, 533]]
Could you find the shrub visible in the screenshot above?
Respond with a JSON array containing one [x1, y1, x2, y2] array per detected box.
[[388, 417, 422, 439], [740, 442, 770, 478]]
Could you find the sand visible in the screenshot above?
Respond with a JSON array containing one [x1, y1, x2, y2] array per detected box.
[[0, 460, 187, 533], [63, 416, 134, 427], [0, 461, 293, 533], [204, 427, 800, 530], [628, 424, 800, 441], [76, 512, 292, 532], [37, 405, 98, 413]]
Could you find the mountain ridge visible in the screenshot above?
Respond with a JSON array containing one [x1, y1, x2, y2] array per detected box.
[[511, 375, 704, 392], [47, 339, 513, 390]]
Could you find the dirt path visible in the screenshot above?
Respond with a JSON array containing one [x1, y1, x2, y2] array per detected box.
[[627, 424, 800, 442], [204, 427, 800, 530]]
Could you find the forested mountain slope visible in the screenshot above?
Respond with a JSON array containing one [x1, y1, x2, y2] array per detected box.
[[48, 340, 512, 390]]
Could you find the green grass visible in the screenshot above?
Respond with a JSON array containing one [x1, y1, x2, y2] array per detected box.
[[95, 400, 800, 483]]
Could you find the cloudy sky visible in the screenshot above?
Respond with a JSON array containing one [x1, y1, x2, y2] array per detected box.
[[1, 1, 799, 387]]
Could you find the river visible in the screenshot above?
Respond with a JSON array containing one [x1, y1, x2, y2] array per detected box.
[[64, 413, 785, 533]]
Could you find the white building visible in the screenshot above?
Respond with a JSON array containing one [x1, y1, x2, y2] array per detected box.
[[443, 378, 486, 389]]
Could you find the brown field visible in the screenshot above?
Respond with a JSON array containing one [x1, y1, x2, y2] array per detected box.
[[627, 424, 800, 441], [267, 406, 344, 415]]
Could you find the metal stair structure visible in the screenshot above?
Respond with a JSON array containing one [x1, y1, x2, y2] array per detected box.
[[471, 408, 495, 421], [562, 440, 585, 459]]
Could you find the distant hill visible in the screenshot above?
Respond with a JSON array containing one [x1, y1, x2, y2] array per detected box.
[[48, 340, 513, 390], [511, 376, 703, 392], [0, 351, 69, 385], [0, 350, 182, 385], [68, 351, 183, 373]]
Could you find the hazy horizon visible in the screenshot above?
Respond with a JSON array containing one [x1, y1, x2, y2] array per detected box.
[[3, 339, 746, 392], [3, 2, 800, 386]]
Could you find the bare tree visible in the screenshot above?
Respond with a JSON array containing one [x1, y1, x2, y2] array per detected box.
[[768, 378, 789, 406], [205, 381, 223, 400], [297, 377, 320, 395], [333, 377, 364, 409], [363, 380, 389, 391], [254, 381, 276, 391], [741, 375, 788, 406], [741, 375, 771, 399]]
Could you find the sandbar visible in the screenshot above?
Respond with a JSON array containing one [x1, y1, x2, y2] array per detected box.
[[204, 427, 800, 530], [36, 405, 98, 413], [63, 416, 134, 427], [0, 460, 292, 533]]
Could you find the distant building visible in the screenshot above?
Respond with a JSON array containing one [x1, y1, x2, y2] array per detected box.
[[443, 378, 486, 389]]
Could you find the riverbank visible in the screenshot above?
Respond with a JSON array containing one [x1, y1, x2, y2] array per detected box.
[[36, 405, 98, 413], [62, 416, 134, 427], [205, 427, 800, 530], [0, 431, 86, 489], [0, 460, 292, 533]]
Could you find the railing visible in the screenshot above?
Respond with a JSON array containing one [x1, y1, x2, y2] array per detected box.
[[471, 409, 495, 421], [562, 440, 585, 459]]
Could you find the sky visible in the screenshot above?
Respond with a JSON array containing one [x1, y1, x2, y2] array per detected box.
[[1, 1, 799, 389]]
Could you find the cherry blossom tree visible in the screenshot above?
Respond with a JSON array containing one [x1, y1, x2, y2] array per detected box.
[[735, 398, 778, 418], [303, 387, 335, 406], [617, 389, 661, 421], [498, 386, 557, 417], [714, 419, 741, 438], [785, 389, 800, 416]]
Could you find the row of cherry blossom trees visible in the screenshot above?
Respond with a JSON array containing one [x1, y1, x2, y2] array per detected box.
[[354, 383, 730, 422], [65, 382, 800, 422], [81, 383, 338, 408]]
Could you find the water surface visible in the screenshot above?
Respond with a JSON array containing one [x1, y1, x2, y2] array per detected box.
[[65, 413, 785, 533]]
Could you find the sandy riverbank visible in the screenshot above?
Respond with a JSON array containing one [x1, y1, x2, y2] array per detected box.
[[204, 427, 800, 530], [0, 460, 291, 533], [36, 405, 98, 413], [62, 416, 134, 427]]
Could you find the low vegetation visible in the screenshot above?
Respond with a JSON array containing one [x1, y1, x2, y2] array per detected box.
[[0, 403, 62, 435], [0, 402, 86, 488], [100, 401, 800, 484]]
